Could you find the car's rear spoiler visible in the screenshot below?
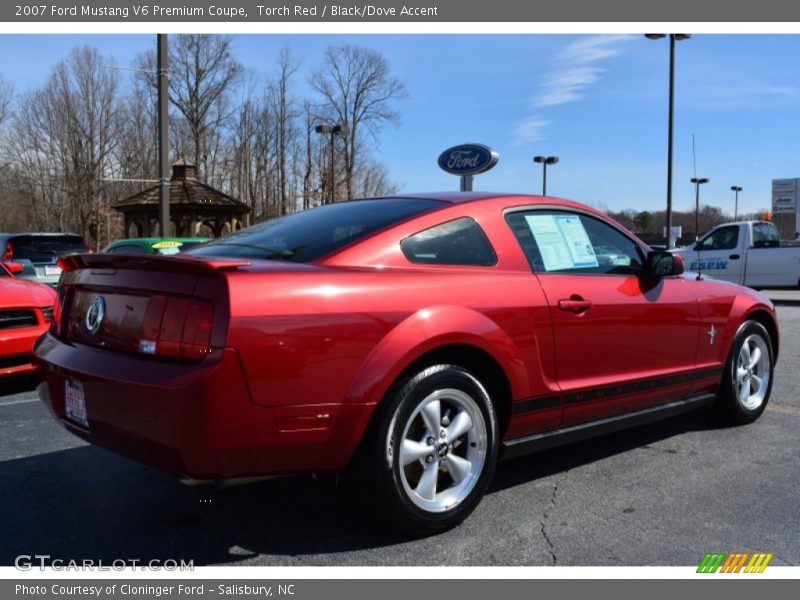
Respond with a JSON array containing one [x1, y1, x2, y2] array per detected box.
[[58, 253, 251, 275]]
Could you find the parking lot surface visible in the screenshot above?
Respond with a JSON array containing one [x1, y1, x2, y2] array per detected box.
[[2, 290, 799, 566]]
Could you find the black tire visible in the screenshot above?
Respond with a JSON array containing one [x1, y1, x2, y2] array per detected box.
[[715, 320, 774, 424], [357, 364, 499, 533]]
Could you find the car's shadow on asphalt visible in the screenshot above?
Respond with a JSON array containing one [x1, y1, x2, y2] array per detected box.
[[0, 408, 728, 566], [0, 374, 39, 398], [771, 299, 800, 307], [491, 409, 723, 493]]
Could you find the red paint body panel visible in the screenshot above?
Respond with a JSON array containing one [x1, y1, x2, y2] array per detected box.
[[35, 194, 779, 478], [1, 276, 55, 376]]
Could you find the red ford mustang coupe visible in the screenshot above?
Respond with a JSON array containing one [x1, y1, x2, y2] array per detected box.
[[36, 193, 777, 531], [1, 261, 56, 377]]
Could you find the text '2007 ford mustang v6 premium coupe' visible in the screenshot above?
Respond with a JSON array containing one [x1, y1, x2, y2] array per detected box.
[[36, 193, 778, 531]]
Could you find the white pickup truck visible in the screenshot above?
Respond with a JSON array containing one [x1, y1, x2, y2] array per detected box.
[[672, 221, 800, 288]]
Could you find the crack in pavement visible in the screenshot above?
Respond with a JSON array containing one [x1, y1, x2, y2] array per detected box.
[[539, 470, 568, 565]]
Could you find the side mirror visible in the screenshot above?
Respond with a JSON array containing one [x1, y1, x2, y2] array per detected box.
[[2, 261, 24, 275], [646, 251, 684, 278]]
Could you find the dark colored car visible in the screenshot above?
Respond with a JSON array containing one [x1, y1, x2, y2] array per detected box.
[[36, 193, 778, 531], [1, 233, 90, 288]]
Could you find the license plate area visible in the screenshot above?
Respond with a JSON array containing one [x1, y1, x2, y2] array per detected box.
[[44, 265, 62, 277], [64, 379, 88, 428]]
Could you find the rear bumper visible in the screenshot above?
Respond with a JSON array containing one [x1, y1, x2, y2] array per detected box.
[[35, 333, 374, 479], [1, 325, 46, 376]]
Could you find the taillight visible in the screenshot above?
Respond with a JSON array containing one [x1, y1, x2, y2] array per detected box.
[[138, 295, 215, 360], [3, 242, 12, 261], [50, 288, 67, 336]]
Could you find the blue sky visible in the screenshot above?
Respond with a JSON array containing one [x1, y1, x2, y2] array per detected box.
[[1, 33, 799, 215]]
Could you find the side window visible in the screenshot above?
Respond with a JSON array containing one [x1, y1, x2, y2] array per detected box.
[[401, 217, 497, 266], [506, 210, 645, 275], [107, 244, 149, 254], [699, 226, 739, 251]]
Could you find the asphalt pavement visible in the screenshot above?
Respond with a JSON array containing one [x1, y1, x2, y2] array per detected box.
[[2, 290, 799, 566]]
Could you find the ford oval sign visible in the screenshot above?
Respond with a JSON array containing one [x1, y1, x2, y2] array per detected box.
[[438, 144, 499, 177]]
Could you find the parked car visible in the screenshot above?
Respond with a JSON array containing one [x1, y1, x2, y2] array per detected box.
[[673, 220, 800, 288], [1, 261, 56, 377], [35, 193, 778, 531], [104, 237, 210, 256], [0, 233, 90, 288]]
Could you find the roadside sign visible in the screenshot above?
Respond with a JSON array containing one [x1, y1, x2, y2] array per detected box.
[[438, 144, 499, 192], [771, 178, 797, 214]]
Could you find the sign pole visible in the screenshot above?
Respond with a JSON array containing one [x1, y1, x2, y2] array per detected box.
[[460, 175, 473, 192]]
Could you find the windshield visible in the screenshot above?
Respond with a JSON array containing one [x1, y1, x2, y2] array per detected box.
[[188, 198, 445, 262]]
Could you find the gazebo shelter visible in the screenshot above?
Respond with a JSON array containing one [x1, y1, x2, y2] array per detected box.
[[113, 161, 251, 238]]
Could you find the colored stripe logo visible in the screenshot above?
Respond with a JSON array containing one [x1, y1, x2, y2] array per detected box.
[[697, 552, 773, 573]]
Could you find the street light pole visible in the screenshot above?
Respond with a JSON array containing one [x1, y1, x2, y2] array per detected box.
[[645, 33, 691, 248], [731, 185, 743, 220], [315, 123, 350, 204], [157, 34, 170, 237], [533, 155, 559, 196], [691, 177, 709, 241]]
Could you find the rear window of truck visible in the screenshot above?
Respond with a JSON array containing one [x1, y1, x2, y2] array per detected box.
[[7, 235, 87, 261]]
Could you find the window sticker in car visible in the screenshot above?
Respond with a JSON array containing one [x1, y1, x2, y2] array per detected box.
[[525, 214, 599, 271]]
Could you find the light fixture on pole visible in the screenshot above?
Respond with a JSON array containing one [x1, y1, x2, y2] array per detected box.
[[645, 33, 691, 248], [731, 186, 743, 220], [691, 177, 710, 241], [533, 155, 559, 195], [315, 123, 350, 204]]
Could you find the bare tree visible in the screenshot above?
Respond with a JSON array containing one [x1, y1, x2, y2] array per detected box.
[[0, 74, 13, 129], [136, 34, 241, 176], [353, 160, 401, 198], [0, 39, 408, 238], [11, 46, 122, 246], [310, 45, 407, 201], [269, 48, 300, 215]]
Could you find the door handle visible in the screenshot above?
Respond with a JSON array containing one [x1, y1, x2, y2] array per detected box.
[[557, 296, 593, 313], [729, 254, 740, 260]]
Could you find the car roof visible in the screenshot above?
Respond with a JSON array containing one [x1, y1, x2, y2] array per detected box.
[[0, 232, 83, 238], [107, 237, 209, 245], [390, 192, 536, 204]]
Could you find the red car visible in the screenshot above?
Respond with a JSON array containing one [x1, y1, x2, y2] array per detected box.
[[36, 194, 778, 531], [1, 262, 56, 376]]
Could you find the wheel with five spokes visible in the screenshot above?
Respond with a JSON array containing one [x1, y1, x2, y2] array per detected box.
[[364, 364, 498, 532], [716, 320, 774, 424]]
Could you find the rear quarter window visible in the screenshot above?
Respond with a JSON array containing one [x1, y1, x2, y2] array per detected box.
[[400, 218, 497, 266]]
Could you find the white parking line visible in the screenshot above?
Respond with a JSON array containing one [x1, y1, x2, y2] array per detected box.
[[0, 398, 38, 407]]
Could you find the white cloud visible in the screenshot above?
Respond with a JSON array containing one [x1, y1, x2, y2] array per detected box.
[[535, 66, 603, 107], [512, 117, 550, 146], [533, 35, 634, 108], [560, 35, 634, 66], [511, 35, 633, 146]]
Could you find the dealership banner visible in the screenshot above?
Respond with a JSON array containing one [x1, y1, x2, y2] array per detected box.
[[3, 0, 800, 22], [3, 579, 798, 599]]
